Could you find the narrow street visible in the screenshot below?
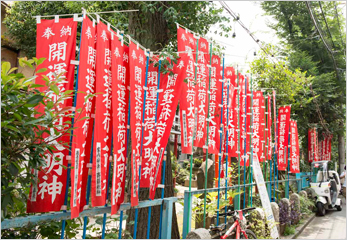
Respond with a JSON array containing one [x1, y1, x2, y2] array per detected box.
[[297, 197, 346, 239]]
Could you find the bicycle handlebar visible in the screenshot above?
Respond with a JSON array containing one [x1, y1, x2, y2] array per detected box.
[[218, 207, 256, 217]]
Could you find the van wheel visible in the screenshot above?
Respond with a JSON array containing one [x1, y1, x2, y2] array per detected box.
[[337, 205, 342, 211], [317, 202, 326, 216]]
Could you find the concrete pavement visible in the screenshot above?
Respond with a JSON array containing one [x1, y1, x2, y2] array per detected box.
[[297, 196, 346, 239]]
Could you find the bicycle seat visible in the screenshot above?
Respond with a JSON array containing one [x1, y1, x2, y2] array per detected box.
[[210, 223, 226, 232]]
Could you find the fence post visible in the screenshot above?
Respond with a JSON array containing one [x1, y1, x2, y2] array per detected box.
[[160, 197, 177, 239], [297, 178, 302, 193], [182, 191, 192, 239]]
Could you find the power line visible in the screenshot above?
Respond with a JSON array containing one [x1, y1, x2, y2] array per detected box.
[[305, 1, 340, 82], [318, 2, 337, 50]]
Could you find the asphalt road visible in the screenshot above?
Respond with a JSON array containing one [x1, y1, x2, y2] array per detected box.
[[297, 196, 346, 239]]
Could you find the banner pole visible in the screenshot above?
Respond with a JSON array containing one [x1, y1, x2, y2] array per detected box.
[[286, 122, 291, 198], [101, 139, 113, 239], [248, 74, 254, 207], [263, 95, 267, 180], [152, 59, 163, 239], [61, 20, 83, 239], [223, 68, 232, 223], [216, 54, 225, 226], [158, 149, 167, 239], [235, 68, 241, 211], [185, 36, 199, 233], [243, 76, 248, 209], [203, 42, 213, 228], [118, 91, 131, 239], [133, 52, 150, 239]]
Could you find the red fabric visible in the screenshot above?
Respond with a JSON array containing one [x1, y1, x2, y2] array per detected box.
[[177, 27, 197, 154], [207, 55, 223, 154], [272, 91, 277, 155], [110, 33, 130, 214], [308, 128, 317, 162], [328, 135, 332, 161], [193, 38, 210, 149], [240, 75, 251, 167], [277, 106, 291, 170], [27, 18, 77, 213], [91, 22, 112, 207], [129, 42, 147, 206], [224, 67, 237, 157], [149, 54, 188, 199], [252, 91, 265, 163], [140, 60, 159, 188], [267, 95, 272, 160], [70, 16, 96, 218], [290, 120, 300, 173]]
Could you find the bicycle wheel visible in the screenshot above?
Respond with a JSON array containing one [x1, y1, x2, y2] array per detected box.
[[240, 229, 257, 239]]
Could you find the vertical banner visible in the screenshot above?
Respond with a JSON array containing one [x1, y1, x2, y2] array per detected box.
[[240, 75, 251, 167], [149, 54, 188, 199], [322, 137, 326, 161], [328, 134, 332, 161], [177, 26, 197, 154], [129, 41, 146, 206], [290, 120, 300, 173], [70, 16, 96, 218], [272, 91, 277, 155], [308, 128, 317, 162], [277, 106, 291, 170], [27, 18, 77, 213], [252, 91, 265, 163], [193, 37, 210, 149], [207, 55, 223, 154], [91, 21, 112, 207], [140, 59, 159, 187], [224, 67, 237, 157], [110, 32, 130, 214], [267, 95, 272, 160], [318, 140, 323, 161]]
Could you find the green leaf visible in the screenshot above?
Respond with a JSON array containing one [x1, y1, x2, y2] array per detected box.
[[50, 84, 60, 95], [2, 61, 11, 75], [26, 94, 44, 106], [36, 68, 47, 74]]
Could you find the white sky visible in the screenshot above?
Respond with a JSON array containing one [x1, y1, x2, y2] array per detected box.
[[207, 1, 280, 73]]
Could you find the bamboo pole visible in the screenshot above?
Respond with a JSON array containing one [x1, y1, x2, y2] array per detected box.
[[235, 68, 241, 211], [202, 42, 213, 228]]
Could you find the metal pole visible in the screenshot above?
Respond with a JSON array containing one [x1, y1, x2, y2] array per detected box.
[[158, 150, 167, 239], [223, 69, 231, 223], [185, 36, 199, 233], [235, 69, 241, 211], [216, 55, 225, 226], [133, 52, 150, 239], [248, 74, 254, 207], [61, 21, 83, 239], [203, 42, 213, 228], [118, 92, 131, 239], [153, 60, 163, 239], [243, 76, 248, 209]]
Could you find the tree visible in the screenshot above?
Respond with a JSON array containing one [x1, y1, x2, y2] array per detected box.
[[260, 1, 346, 171], [4, 2, 233, 238]]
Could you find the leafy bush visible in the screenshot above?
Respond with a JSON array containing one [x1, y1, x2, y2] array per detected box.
[[283, 225, 295, 236], [247, 210, 272, 239], [289, 201, 300, 225], [299, 195, 315, 214], [278, 201, 290, 225]]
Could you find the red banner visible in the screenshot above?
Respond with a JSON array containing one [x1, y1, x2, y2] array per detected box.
[[149, 54, 188, 199], [177, 26, 197, 154], [27, 18, 77, 213], [273, 91, 277, 156], [252, 91, 265, 162], [327, 134, 332, 161], [140, 60, 159, 188], [267, 95, 272, 160], [308, 128, 317, 162], [129, 41, 147, 206], [110, 33, 130, 214], [277, 106, 291, 170], [322, 136, 327, 161], [70, 16, 96, 218], [193, 38, 210, 149], [91, 21, 112, 207], [240, 75, 251, 167], [290, 120, 300, 173], [224, 67, 237, 157], [207, 55, 223, 154], [318, 140, 323, 161]]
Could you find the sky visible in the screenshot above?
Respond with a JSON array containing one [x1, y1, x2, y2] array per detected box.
[[206, 1, 280, 73]]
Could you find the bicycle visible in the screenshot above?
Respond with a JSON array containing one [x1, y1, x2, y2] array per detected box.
[[209, 207, 257, 239]]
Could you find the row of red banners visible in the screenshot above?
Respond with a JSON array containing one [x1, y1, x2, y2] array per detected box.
[[27, 17, 302, 217], [308, 128, 332, 163]]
